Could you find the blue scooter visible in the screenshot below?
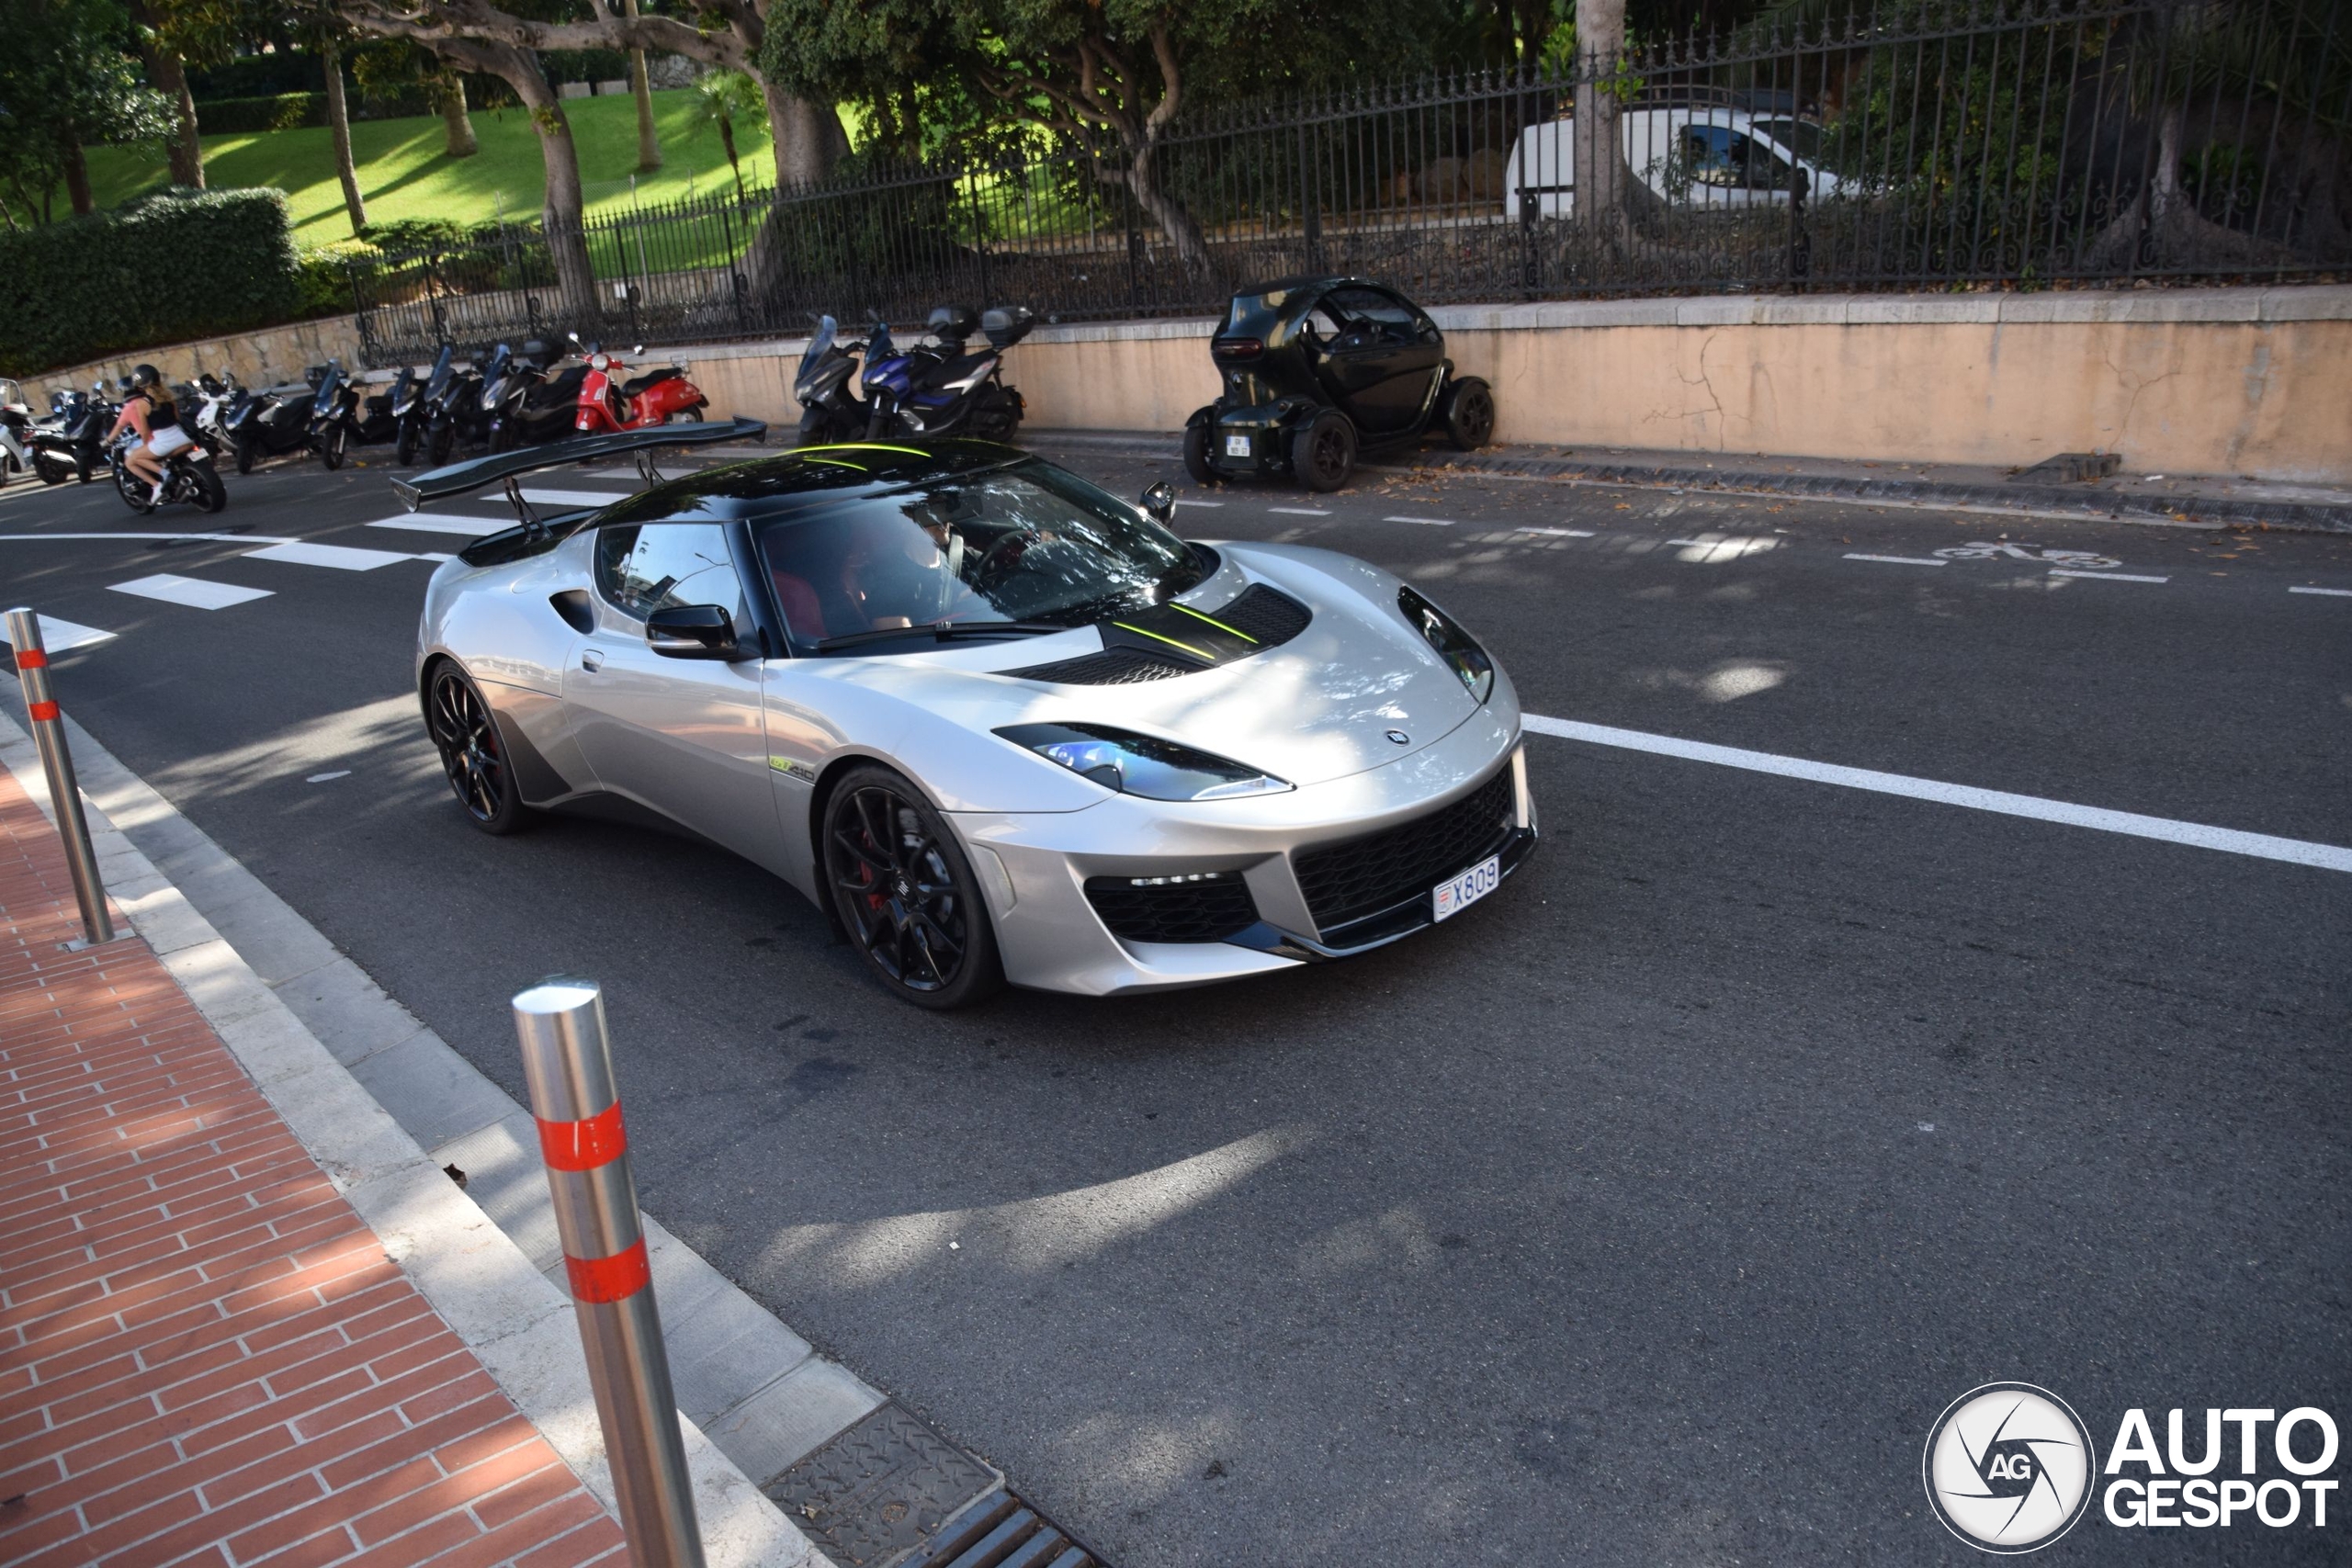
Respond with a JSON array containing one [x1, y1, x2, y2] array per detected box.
[[860, 305, 1034, 442]]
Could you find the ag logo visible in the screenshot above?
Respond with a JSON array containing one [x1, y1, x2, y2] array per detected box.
[[1924, 1382, 2098, 1553]]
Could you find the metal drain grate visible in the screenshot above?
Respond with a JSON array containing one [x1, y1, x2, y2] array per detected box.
[[896, 1486, 1105, 1568]]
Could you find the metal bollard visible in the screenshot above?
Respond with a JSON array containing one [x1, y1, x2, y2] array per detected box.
[[5, 608, 114, 947], [510, 977, 705, 1568]]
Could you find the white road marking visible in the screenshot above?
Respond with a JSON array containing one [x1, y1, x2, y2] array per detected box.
[[1668, 535, 1780, 562], [243, 541, 415, 571], [305, 770, 351, 784], [413, 552, 458, 564], [1514, 526, 1594, 537], [1844, 552, 1948, 567], [0, 615, 115, 652], [1268, 506, 1330, 516], [107, 574, 274, 610], [0, 532, 297, 545], [1384, 515, 1455, 526], [2289, 585, 2352, 597], [1521, 714, 2352, 874], [1173, 499, 1225, 509], [2049, 569, 2168, 583], [366, 514, 506, 536], [520, 488, 628, 507]]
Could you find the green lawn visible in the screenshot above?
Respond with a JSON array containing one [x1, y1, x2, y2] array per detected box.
[[83, 89, 778, 243]]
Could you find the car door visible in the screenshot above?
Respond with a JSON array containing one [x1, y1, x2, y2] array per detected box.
[[563, 520, 786, 868], [1325, 287, 1444, 433]]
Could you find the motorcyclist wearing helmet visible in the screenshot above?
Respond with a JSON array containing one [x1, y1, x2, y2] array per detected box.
[[108, 364, 192, 503]]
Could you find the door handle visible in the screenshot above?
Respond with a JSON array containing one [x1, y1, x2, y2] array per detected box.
[[580, 649, 604, 671]]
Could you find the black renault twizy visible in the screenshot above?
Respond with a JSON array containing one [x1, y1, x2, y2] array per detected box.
[[1184, 276, 1495, 492]]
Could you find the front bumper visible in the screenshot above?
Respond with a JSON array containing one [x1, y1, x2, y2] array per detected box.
[[949, 707, 1537, 996]]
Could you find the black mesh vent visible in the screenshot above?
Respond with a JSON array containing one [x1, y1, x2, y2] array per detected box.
[[1009, 648, 1194, 685], [1085, 874, 1259, 943], [1215, 584, 1312, 648], [1294, 768, 1516, 932]]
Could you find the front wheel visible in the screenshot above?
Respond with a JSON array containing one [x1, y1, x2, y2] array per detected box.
[[115, 464, 153, 514], [1291, 410, 1357, 493], [234, 433, 257, 475], [425, 662, 529, 835], [797, 406, 835, 446], [394, 419, 419, 466], [487, 420, 515, 455], [821, 765, 1003, 1010], [321, 423, 348, 470], [427, 419, 455, 466], [1440, 377, 1495, 450]]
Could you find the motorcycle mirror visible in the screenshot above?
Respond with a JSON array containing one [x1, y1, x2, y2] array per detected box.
[[567, 331, 582, 344], [1140, 481, 1176, 524], [631, 344, 644, 356]]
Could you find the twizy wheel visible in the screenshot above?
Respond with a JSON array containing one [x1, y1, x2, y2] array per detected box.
[[1182, 416, 1220, 487], [425, 662, 528, 835], [1292, 409, 1356, 492], [822, 765, 1002, 1010], [1441, 377, 1495, 450]]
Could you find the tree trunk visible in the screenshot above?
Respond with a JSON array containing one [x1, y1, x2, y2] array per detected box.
[[61, 140, 94, 217], [759, 81, 832, 189], [129, 0, 204, 188], [1572, 0, 1629, 248], [439, 74, 479, 159], [626, 0, 662, 172], [504, 54, 602, 334], [322, 45, 368, 233], [1121, 139, 1217, 280]]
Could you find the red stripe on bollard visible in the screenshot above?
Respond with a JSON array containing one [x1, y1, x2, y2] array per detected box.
[[565, 1236, 651, 1303], [15, 649, 48, 670], [537, 1098, 628, 1170], [28, 701, 59, 721]]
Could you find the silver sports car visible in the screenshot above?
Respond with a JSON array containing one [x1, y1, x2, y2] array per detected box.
[[403, 424, 1536, 1007]]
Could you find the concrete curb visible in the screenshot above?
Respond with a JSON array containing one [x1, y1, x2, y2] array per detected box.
[[1021, 429, 2352, 535], [0, 705, 832, 1568]]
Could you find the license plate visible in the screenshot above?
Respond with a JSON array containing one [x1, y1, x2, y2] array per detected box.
[[1432, 855, 1500, 921], [1225, 434, 1251, 458]]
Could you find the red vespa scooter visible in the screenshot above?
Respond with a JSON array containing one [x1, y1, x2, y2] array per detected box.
[[571, 339, 710, 434]]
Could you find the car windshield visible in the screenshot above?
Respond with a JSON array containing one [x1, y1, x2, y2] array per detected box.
[[754, 459, 1208, 653]]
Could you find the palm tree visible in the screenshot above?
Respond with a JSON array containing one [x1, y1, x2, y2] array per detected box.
[[688, 68, 763, 199]]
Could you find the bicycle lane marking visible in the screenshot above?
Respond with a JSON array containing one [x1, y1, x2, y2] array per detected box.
[[1521, 714, 2352, 874]]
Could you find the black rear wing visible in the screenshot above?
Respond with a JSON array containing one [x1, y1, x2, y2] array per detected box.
[[390, 418, 769, 509]]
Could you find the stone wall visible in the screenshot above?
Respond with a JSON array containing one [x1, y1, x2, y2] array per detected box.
[[20, 313, 366, 406]]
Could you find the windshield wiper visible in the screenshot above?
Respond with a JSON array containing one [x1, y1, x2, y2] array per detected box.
[[814, 619, 1069, 653]]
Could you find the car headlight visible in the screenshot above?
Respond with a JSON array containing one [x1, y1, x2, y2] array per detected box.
[[1398, 585, 1494, 703], [995, 723, 1290, 801]]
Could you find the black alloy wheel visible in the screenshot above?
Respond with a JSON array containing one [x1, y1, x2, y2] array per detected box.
[[190, 460, 227, 513], [425, 663, 527, 834], [1293, 409, 1357, 492], [822, 765, 1002, 1009], [1442, 377, 1496, 450]]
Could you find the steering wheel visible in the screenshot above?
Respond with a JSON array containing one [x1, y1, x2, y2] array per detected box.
[[967, 529, 1032, 591]]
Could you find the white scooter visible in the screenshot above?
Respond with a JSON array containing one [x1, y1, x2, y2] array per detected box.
[[0, 378, 30, 488]]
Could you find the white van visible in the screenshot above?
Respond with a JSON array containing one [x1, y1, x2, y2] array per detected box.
[[1504, 104, 1849, 218]]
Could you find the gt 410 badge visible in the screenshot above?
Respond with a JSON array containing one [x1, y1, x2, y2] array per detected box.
[[1924, 1383, 2098, 1553]]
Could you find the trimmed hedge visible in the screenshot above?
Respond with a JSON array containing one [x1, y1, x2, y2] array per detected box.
[[0, 190, 306, 378]]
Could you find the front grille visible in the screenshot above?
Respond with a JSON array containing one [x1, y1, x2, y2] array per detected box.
[[1085, 873, 1258, 943], [1010, 647, 1194, 685], [1294, 768, 1516, 932], [1213, 583, 1311, 648]]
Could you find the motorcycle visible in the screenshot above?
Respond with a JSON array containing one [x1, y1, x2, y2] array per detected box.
[[394, 345, 455, 466], [484, 340, 588, 453], [173, 373, 237, 463], [0, 379, 30, 486], [861, 304, 1032, 441], [221, 367, 323, 474], [109, 427, 225, 515], [568, 334, 708, 435], [793, 316, 870, 445], [310, 358, 394, 470], [30, 379, 116, 485], [425, 343, 508, 466]]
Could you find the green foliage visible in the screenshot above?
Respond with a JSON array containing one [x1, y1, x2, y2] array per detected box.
[[199, 91, 326, 133], [0, 187, 304, 376], [294, 237, 374, 315], [0, 0, 176, 224]]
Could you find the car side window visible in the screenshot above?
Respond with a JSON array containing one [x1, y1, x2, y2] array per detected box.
[[1329, 288, 1419, 346], [594, 523, 747, 624]]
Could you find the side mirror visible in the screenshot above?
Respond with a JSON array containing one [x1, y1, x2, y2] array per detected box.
[[567, 331, 582, 344], [647, 604, 746, 660], [1140, 480, 1175, 524]]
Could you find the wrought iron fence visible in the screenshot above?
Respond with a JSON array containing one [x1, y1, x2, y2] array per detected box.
[[349, 0, 2350, 367]]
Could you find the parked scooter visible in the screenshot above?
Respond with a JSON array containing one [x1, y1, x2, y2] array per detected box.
[[568, 333, 708, 434], [793, 316, 870, 444], [0, 379, 31, 487], [861, 305, 1033, 440], [424, 343, 508, 466], [311, 359, 401, 470], [109, 428, 225, 515], [171, 373, 239, 463], [394, 345, 455, 465], [484, 340, 588, 452], [29, 380, 117, 484], [221, 367, 323, 474]]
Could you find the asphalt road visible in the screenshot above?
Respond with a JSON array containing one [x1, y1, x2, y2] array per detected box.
[[2, 440, 2347, 1565]]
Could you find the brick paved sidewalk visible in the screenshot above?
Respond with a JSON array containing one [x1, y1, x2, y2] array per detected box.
[[0, 763, 626, 1568]]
